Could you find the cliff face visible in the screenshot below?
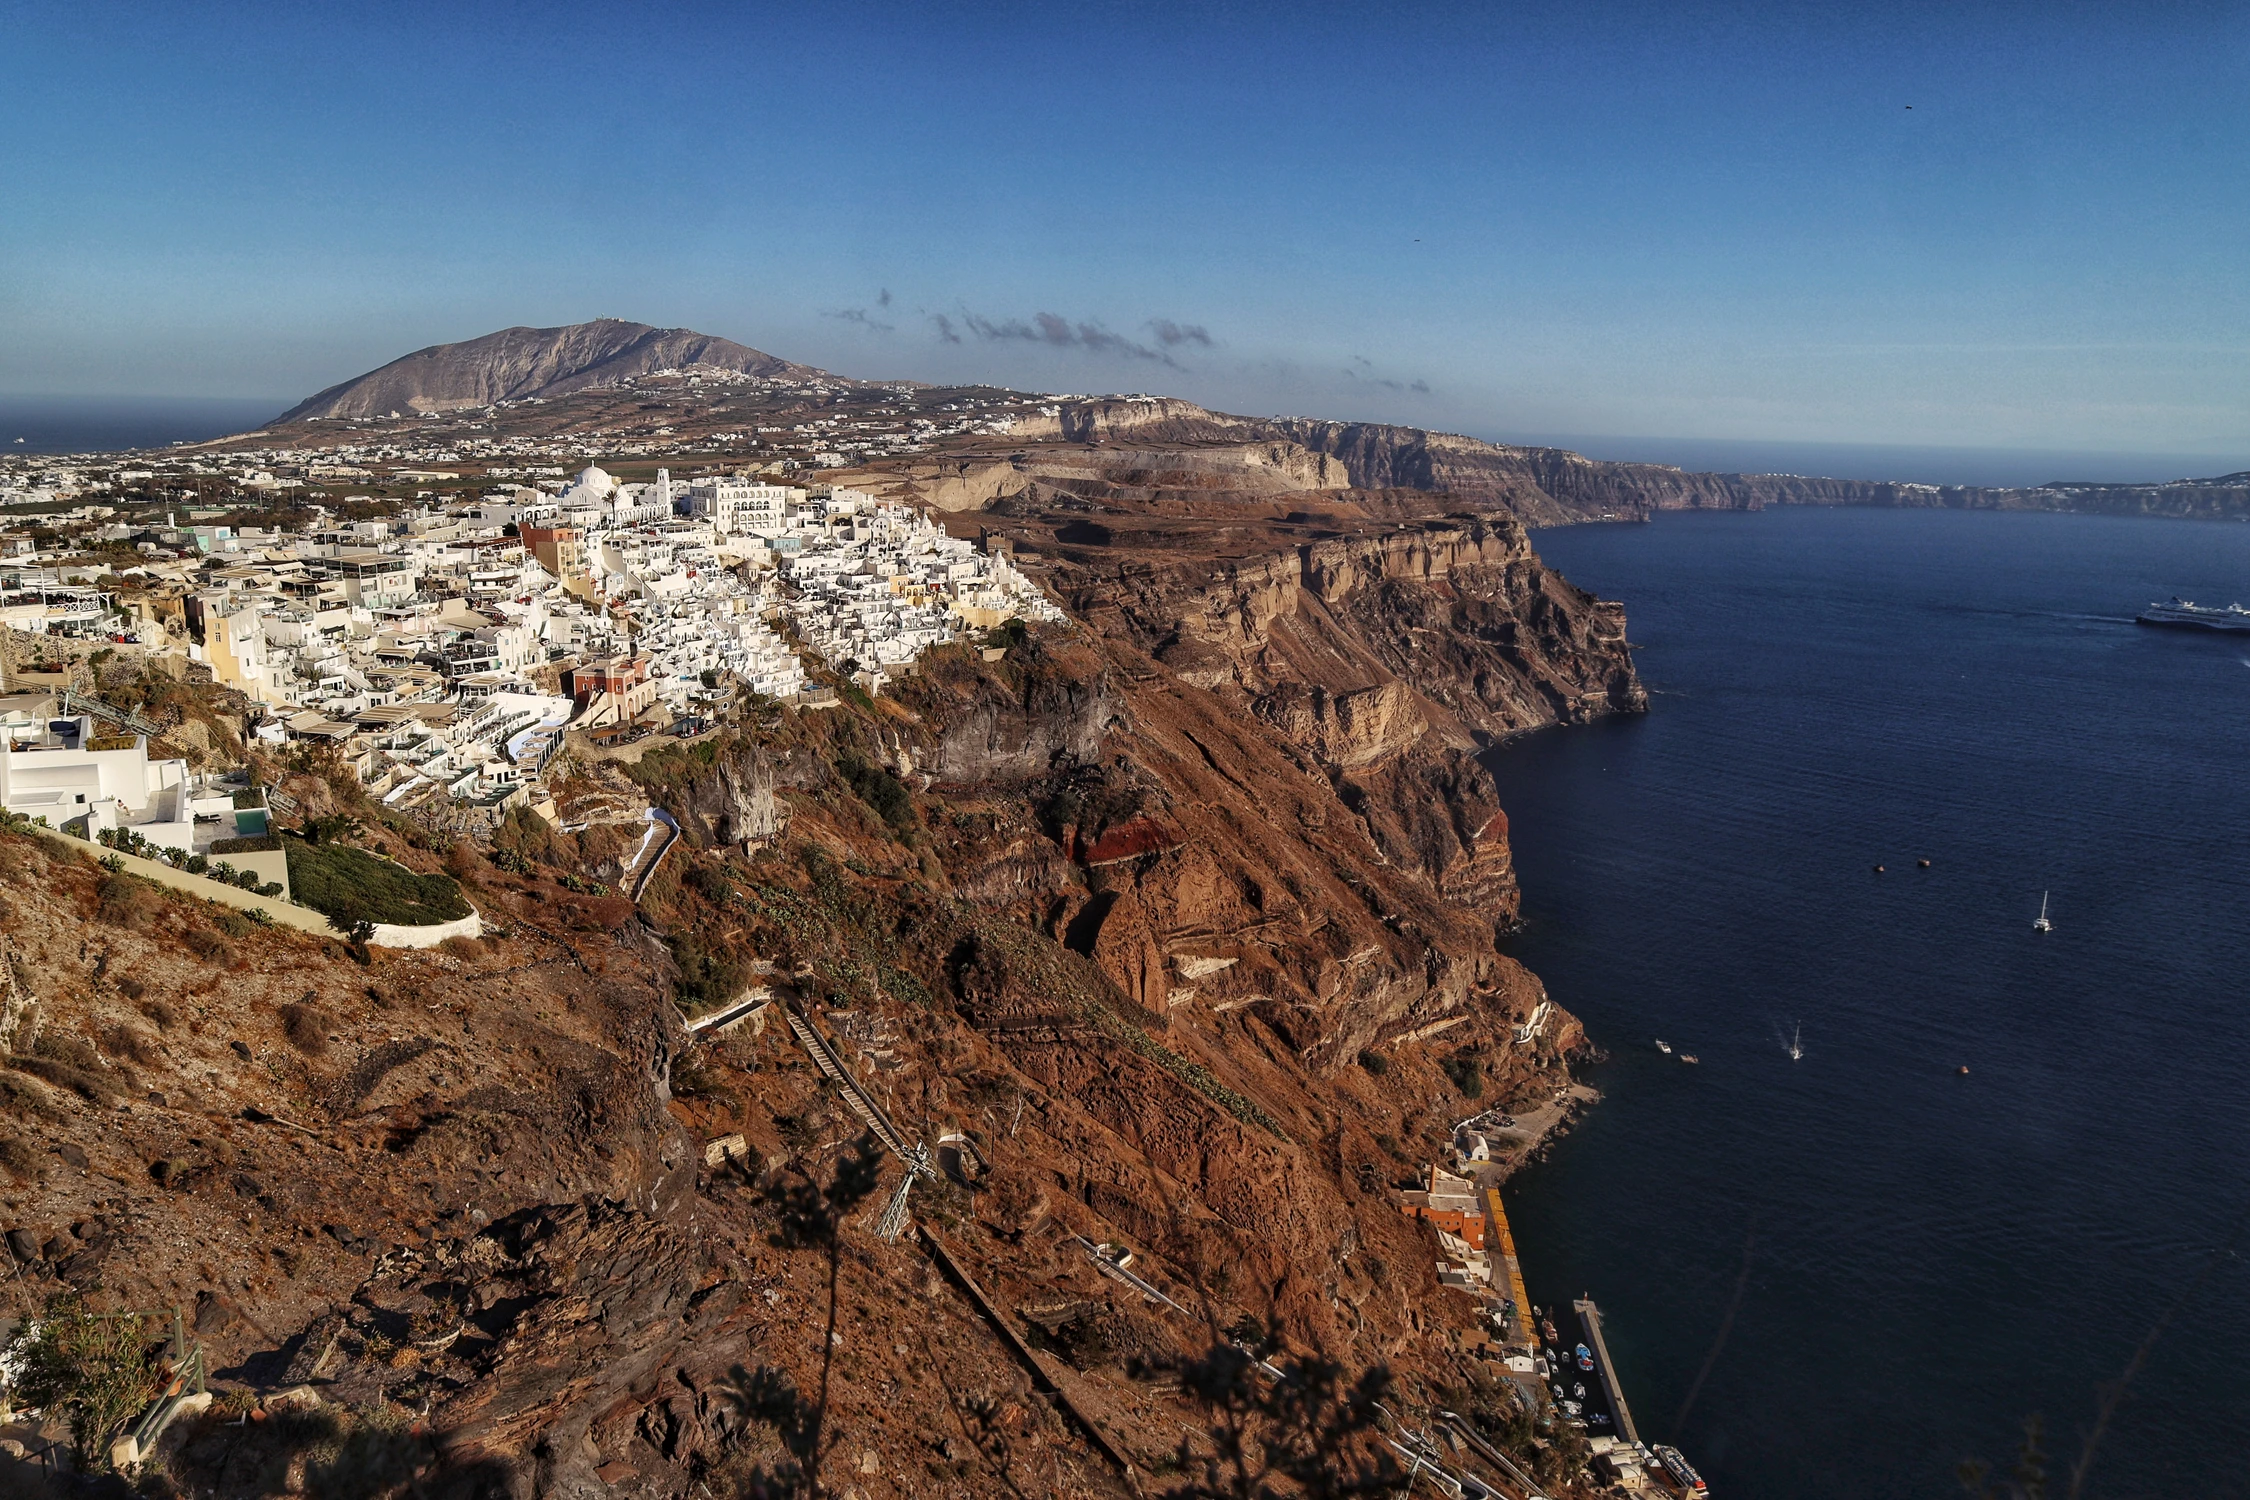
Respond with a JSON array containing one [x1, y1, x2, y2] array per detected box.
[[273, 319, 825, 422], [980, 398, 2250, 523], [0, 431, 1644, 1494]]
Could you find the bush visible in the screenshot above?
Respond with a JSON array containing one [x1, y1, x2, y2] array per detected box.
[[1440, 1050, 1484, 1099], [283, 839, 471, 928], [97, 1023, 159, 1067], [3, 1300, 173, 1470], [9, 1056, 112, 1103], [1356, 1049, 1390, 1076], [182, 927, 233, 964], [835, 750, 913, 830], [0, 1071, 65, 1120], [209, 834, 280, 855], [300, 813, 364, 845], [279, 1000, 331, 1056], [0, 1134, 38, 1176], [34, 1033, 99, 1072], [668, 928, 750, 1014]]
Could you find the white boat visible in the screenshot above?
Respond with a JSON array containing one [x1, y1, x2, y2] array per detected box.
[[1786, 1023, 1804, 1061], [2033, 892, 2052, 934], [2138, 597, 2250, 632], [1655, 1039, 1672, 1055]]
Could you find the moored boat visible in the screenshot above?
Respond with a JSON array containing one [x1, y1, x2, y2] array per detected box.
[[1653, 1444, 1710, 1495]]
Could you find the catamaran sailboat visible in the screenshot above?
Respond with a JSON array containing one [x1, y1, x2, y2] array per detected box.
[[2032, 892, 2052, 934]]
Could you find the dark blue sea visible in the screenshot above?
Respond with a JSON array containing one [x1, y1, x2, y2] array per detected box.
[[0, 396, 282, 454], [1490, 507, 2250, 1497]]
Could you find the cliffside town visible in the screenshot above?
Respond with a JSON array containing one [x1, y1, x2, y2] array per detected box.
[[0, 323, 1740, 1497]]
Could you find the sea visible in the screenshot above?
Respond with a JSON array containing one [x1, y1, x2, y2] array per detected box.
[[1498, 434, 2250, 490], [0, 396, 282, 455], [1488, 506, 2250, 1497]]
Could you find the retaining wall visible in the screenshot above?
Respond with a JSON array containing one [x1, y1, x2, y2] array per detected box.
[[30, 827, 335, 938], [29, 827, 481, 949]]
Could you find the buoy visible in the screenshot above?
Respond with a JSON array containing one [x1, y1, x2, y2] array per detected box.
[[1873, 864, 1886, 873], [1917, 859, 1931, 869], [1956, 1065, 1970, 1076]]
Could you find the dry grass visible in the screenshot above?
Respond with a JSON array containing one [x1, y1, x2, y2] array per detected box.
[[181, 927, 234, 964], [95, 874, 153, 929], [0, 1134, 40, 1178], [279, 1000, 332, 1056], [98, 1022, 161, 1067], [0, 1073, 61, 1121]]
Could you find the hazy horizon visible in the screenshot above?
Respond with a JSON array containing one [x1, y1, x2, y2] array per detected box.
[[7, 388, 2247, 493]]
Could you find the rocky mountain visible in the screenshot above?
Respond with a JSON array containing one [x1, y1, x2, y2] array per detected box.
[[272, 320, 829, 423]]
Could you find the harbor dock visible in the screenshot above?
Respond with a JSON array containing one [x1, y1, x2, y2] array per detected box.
[[1571, 1296, 1640, 1446]]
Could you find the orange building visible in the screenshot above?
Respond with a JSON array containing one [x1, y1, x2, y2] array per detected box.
[[1399, 1164, 1489, 1250], [520, 524, 585, 585]]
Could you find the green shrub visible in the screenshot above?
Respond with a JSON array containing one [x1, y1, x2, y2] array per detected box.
[[209, 834, 280, 855], [835, 751, 913, 830], [1357, 1049, 1390, 1076], [668, 928, 750, 1015], [283, 839, 470, 927], [3, 1300, 172, 1470]]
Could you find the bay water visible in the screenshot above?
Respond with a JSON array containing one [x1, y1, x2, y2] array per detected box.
[[1490, 507, 2250, 1496]]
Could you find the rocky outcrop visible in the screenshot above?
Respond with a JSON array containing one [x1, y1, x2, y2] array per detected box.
[[274, 319, 825, 422], [659, 738, 790, 849]]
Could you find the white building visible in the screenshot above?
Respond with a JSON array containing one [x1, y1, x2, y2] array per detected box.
[[0, 719, 198, 853], [688, 477, 799, 536]]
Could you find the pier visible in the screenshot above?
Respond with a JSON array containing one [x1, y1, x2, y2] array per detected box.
[[1483, 1188, 1537, 1353], [1571, 1297, 1639, 1446]]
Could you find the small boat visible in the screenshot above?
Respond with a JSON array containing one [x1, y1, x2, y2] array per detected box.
[[1786, 1023, 1803, 1061], [2033, 892, 2052, 934], [1655, 1039, 1672, 1055], [1575, 1343, 1594, 1371], [1679, 1053, 1700, 1065]]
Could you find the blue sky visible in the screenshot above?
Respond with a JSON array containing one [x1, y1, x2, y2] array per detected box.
[[4, 0, 2247, 462]]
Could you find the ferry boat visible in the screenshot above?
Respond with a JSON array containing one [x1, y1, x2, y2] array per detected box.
[[2137, 597, 2250, 632], [1653, 1444, 1710, 1495]]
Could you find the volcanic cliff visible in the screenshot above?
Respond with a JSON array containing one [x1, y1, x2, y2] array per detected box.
[[0, 441, 1639, 1498]]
